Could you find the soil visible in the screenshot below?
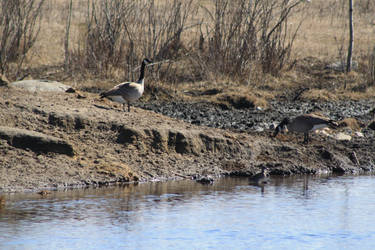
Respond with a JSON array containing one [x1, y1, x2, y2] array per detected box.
[[0, 84, 374, 193]]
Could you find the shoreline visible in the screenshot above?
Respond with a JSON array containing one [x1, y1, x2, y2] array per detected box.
[[0, 85, 374, 193]]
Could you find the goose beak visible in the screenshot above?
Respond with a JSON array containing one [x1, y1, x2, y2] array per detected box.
[[328, 120, 338, 128]]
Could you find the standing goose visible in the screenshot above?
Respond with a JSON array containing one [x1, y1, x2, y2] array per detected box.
[[100, 58, 152, 112], [273, 114, 337, 143]]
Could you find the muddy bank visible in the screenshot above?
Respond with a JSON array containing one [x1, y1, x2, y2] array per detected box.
[[0, 85, 374, 193], [136, 99, 375, 132]]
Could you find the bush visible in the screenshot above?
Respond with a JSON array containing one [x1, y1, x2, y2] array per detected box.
[[67, 0, 196, 82], [0, 0, 45, 75], [65, 0, 305, 84], [196, 0, 304, 80]]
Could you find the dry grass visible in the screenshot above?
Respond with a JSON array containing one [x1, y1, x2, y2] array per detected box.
[[292, 1, 375, 60], [5, 0, 375, 105], [211, 92, 269, 110], [301, 89, 339, 102], [338, 117, 365, 132]]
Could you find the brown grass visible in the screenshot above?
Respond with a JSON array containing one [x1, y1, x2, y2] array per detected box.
[[338, 117, 365, 132], [213, 92, 269, 110], [5, 0, 375, 105]]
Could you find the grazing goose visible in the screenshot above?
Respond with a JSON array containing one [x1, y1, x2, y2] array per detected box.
[[100, 58, 152, 112], [273, 114, 337, 143]]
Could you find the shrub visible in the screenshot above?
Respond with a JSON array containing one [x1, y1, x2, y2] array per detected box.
[[196, 0, 304, 80], [0, 0, 45, 75], [67, 0, 196, 82]]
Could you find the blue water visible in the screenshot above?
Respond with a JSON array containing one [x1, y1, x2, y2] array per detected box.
[[1, 175, 375, 249]]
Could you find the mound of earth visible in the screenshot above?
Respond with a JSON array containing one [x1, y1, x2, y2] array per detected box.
[[0, 83, 374, 192]]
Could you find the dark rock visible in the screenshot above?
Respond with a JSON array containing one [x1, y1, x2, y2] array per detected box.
[[348, 151, 359, 165], [0, 126, 74, 156], [48, 112, 89, 130], [201, 88, 222, 96], [65, 87, 76, 93], [319, 149, 333, 160], [0, 74, 10, 87], [368, 120, 375, 130], [117, 127, 144, 145], [331, 165, 346, 174], [168, 131, 192, 154]]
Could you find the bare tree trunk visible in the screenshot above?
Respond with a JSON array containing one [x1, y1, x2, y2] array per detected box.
[[346, 0, 354, 73], [371, 46, 375, 86], [64, 0, 73, 71]]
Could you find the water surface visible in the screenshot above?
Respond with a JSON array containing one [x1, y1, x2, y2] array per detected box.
[[1, 175, 375, 249]]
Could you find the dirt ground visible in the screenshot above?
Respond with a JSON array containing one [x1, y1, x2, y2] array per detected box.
[[0, 83, 374, 193]]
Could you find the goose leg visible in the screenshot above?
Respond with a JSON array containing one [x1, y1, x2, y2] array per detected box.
[[303, 132, 309, 143], [127, 101, 131, 112]]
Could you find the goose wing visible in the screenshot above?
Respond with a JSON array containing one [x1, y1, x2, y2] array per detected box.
[[292, 114, 331, 132], [100, 81, 140, 98], [300, 114, 330, 125]]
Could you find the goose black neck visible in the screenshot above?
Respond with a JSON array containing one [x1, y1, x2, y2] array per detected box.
[[137, 61, 147, 82]]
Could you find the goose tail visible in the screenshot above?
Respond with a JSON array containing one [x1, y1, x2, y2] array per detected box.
[[328, 120, 338, 128]]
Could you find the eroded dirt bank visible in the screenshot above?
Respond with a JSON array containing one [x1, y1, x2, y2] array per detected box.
[[0, 85, 374, 192]]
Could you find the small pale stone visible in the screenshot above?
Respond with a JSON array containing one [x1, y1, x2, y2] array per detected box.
[[335, 132, 352, 141], [354, 131, 364, 137]]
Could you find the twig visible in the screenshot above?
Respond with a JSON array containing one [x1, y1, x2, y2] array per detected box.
[[132, 59, 170, 71], [132, 58, 184, 71]]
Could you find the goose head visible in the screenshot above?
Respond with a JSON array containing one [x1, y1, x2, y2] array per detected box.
[[273, 117, 290, 137], [260, 166, 269, 177], [143, 58, 152, 65]]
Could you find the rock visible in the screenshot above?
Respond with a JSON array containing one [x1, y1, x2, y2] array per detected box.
[[349, 151, 359, 166], [37, 190, 51, 196], [316, 127, 333, 137], [368, 120, 375, 130], [0, 126, 74, 156], [168, 130, 198, 155], [10, 79, 71, 92], [354, 131, 364, 137], [117, 126, 145, 149], [48, 112, 90, 130], [335, 132, 352, 141], [65, 87, 76, 93], [319, 149, 333, 160], [0, 74, 10, 86], [325, 61, 358, 72]]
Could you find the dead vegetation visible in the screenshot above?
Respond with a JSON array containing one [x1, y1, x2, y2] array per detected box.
[[1, 0, 375, 105]]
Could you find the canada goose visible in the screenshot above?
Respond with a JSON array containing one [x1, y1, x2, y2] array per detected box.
[[100, 58, 152, 112], [249, 166, 269, 185], [194, 174, 214, 185], [273, 114, 337, 143]]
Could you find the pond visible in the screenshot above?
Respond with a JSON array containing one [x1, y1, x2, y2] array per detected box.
[[1, 174, 375, 249]]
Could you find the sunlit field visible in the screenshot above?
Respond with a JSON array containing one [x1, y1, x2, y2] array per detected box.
[[2, 0, 375, 103]]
